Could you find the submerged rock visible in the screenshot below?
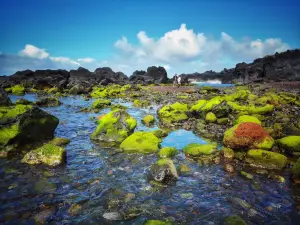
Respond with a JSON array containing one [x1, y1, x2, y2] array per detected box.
[[223, 122, 274, 150], [0, 87, 12, 106], [245, 149, 287, 170], [91, 99, 111, 109], [120, 131, 159, 153], [158, 147, 177, 158], [240, 171, 254, 180], [144, 220, 172, 225], [224, 215, 247, 225], [0, 105, 59, 157], [292, 157, 300, 180], [151, 129, 169, 139], [91, 109, 137, 144], [142, 115, 155, 126], [21, 143, 66, 166], [15, 98, 34, 105], [49, 137, 70, 146], [221, 147, 235, 159], [36, 97, 62, 107], [103, 212, 123, 221], [158, 102, 189, 125], [277, 136, 300, 156], [150, 158, 178, 183], [133, 99, 150, 108], [33, 208, 55, 224]]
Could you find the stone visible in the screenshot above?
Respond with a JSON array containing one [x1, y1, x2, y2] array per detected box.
[[0, 87, 12, 106], [49, 137, 70, 146], [11, 84, 25, 95], [183, 143, 218, 158], [144, 220, 172, 225], [292, 157, 300, 179], [205, 112, 217, 123], [224, 164, 235, 173], [91, 109, 137, 144], [150, 158, 178, 183], [240, 171, 254, 180], [158, 102, 189, 125], [158, 147, 177, 158], [120, 131, 159, 153], [15, 98, 33, 105], [91, 99, 111, 109], [36, 97, 62, 107], [222, 147, 235, 159], [277, 136, 300, 155], [245, 149, 287, 170], [235, 115, 261, 125], [223, 122, 274, 150], [142, 115, 155, 126], [21, 143, 66, 166], [224, 215, 247, 225]]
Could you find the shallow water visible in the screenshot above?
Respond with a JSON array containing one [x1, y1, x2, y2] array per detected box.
[[1, 94, 299, 224]]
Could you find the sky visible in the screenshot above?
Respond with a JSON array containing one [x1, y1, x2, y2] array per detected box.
[[0, 0, 299, 76]]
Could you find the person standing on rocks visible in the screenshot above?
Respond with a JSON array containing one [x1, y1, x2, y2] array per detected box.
[[177, 76, 182, 87], [173, 74, 178, 87]]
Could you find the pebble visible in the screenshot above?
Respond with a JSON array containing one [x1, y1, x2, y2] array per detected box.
[[224, 164, 235, 173], [103, 212, 123, 221]]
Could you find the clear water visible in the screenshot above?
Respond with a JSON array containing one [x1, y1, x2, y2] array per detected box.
[[0, 94, 299, 224]]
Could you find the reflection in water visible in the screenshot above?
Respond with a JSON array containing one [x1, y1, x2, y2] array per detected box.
[[0, 94, 298, 224]]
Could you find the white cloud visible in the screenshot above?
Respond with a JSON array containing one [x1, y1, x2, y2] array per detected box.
[[49, 56, 80, 66], [19, 44, 49, 59], [77, 57, 96, 63]]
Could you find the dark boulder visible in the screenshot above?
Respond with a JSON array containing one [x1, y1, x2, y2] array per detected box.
[[0, 87, 12, 106], [129, 66, 168, 84]]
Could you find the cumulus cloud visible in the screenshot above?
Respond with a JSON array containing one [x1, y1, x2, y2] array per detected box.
[[0, 24, 291, 76], [19, 44, 49, 59]]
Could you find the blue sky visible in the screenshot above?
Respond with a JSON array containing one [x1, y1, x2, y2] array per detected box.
[[0, 0, 299, 76]]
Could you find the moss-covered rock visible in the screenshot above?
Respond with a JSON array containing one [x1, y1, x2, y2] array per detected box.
[[223, 122, 274, 150], [292, 157, 300, 179], [227, 102, 274, 115], [144, 220, 172, 225], [190, 100, 207, 112], [11, 85, 25, 95], [158, 147, 177, 158], [158, 102, 188, 125], [133, 99, 150, 108], [91, 109, 137, 144], [277, 136, 300, 155], [49, 137, 70, 146], [150, 158, 178, 183], [21, 143, 66, 166], [47, 87, 59, 94], [110, 104, 128, 110], [151, 129, 169, 139], [142, 115, 155, 126], [0, 87, 12, 106], [201, 96, 223, 112], [15, 98, 34, 105], [178, 164, 192, 174], [217, 118, 229, 125], [240, 171, 253, 180], [183, 143, 218, 158], [91, 99, 111, 109], [245, 149, 287, 170], [205, 112, 217, 123], [221, 147, 234, 159], [0, 105, 59, 157], [235, 115, 261, 125], [91, 85, 123, 98], [36, 97, 62, 107], [120, 131, 159, 153], [211, 101, 232, 118], [224, 215, 247, 225]]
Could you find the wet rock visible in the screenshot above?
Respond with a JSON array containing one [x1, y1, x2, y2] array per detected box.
[[142, 115, 155, 126], [277, 136, 300, 156], [144, 220, 172, 225], [292, 157, 300, 180], [21, 143, 66, 166], [103, 212, 123, 221], [223, 122, 274, 150], [217, 117, 229, 125], [33, 208, 55, 224], [234, 152, 246, 161], [158, 102, 189, 126], [120, 131, 159, 153], [180, 193, 194, 199], [224, 215, 247, 225], [211, 100, 232, 118], [178, 164, 192, 175], [245, 149, 287, 170], [0, 105, 59, 157], [151, 129, 169, 139], [240, 171, 254, 180], [0, 87, 12, 106], [15, 98, 34, 105], [150, 158, 178, 184], [49, 137, 70, 146], [91, 109, 137, 144], [221, 147, 235, 159], [69, 84, 86, 95], [183, 143, 218, 159], [158, 147, 177, 158], [133, 99, 150, 108], [36, 97, 62, 107], [91, 99, 111, 109], [224, 164, 235, 173], [269, 174, 285, 183], [68, 204, 81, 216]]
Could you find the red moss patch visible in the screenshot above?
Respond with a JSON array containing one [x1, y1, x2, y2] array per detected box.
[[235, 122, 270, 142]]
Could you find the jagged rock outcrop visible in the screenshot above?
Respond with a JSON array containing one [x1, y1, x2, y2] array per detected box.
[[130, 66, 169, 84]]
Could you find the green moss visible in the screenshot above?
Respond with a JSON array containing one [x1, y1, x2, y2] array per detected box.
[[183, 143, 217, 158], [190, 100, 207, 112], [224, 215, 247, 225], [178, 164, 192, 173], [91, 99, 111, 109], [159, 147, 177, 158], [201, 96, 223, 112], [224, 90, 249, 102], [142, 115, 155, 126], [0, 105, 32, 123], [227, 102, 274, 114], [0, 124, 19, 146], [120, 131, 159, 153], [35, 97, 62, 107], [91, 85, 123, 98], [151, 129, 169, 139], [47, 87, 58, 94], [221, 147, 234, 159], [110, 104, 128, 110], [5, 87, 12, 93], [144, 220, 172, 225], [158, 102, 188, 125], [205, 112, 217, 123], [217, 118, 229, 125], [292, 158, 300, 179], [234, 115, 261, 125], [49, 137, 70, 146], [177, 95, 189, 99], [245, 149, 287, 170], [91, 109, 137, 143], [21, 143, 65, 166], [240, 171, 253, 180], [15, 98, 33, 105], [11, 85, 25, 95], [133, 99, 150, 108], [277, 136, 300, 153]]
